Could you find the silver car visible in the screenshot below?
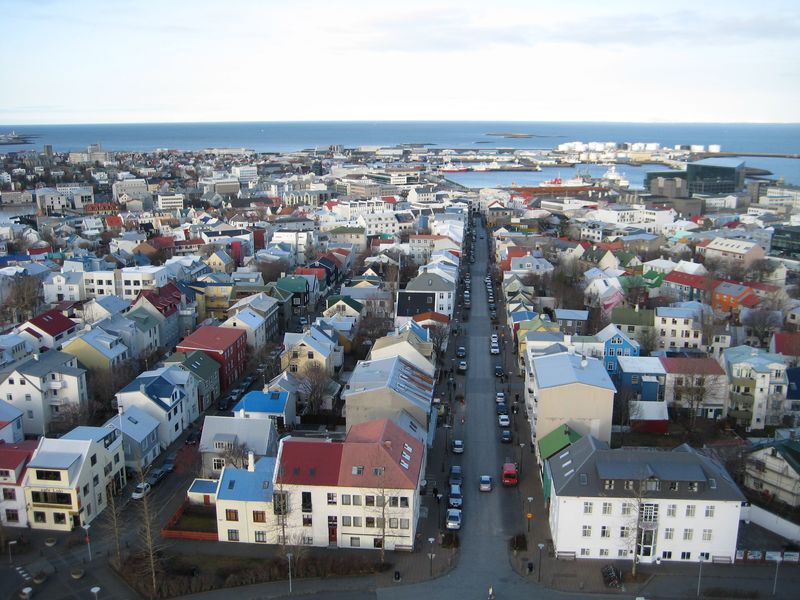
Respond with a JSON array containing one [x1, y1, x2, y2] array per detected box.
[[479, 475, 493, 492], [446, 508, 462, 530]]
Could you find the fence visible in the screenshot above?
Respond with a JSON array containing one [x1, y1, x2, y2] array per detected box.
[[161, 498, 219, 541]]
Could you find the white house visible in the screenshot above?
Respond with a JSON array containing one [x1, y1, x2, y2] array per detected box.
[[222, 308, 268, 355], [103, 406, 161, 471], [114, 370, 188, 449], [546, 436, 745, 564], [43, 271, 85, 304]]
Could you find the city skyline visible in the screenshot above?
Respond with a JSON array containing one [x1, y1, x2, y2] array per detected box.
[[1, 0, 799, 125]]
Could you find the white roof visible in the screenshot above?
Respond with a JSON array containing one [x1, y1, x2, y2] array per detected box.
[[104, 405, 159, 444]]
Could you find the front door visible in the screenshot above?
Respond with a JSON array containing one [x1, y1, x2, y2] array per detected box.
[[328, 516, 337, 545]]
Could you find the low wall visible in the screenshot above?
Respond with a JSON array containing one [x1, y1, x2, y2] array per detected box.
[[742, 504, 800, 542], [161, 497, 219, 541]]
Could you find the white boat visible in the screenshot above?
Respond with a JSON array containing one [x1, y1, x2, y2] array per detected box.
[[601, 165, 630, 188]]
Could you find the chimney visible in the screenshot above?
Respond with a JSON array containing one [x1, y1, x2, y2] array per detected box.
[[383, 440, 392, 450], [248, 450, 255, 472], [118, 404, 124, 416], [32, 352, 39, 361], [580, 356, 588, 369], [139, 383, 146, 394]]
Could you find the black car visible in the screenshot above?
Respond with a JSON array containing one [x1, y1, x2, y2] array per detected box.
[[185, 430, 201, 445], [448, 465, 463, 486], [456, 346, 467, 358], [495, 365, 504, 377], [500, 430, 513, 443], [496, 403, 509, 415], [217, 395, 231, 411]]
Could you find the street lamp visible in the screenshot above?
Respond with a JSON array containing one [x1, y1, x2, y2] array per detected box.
[[83, 524, 92, 561], [518, 443, 525, 478], [428, 537, 436, 577], [773, 557, 781, 596], [696, 555, 705, 598], [90, 587, 101, 600], [527, 496, 533, 533], [537, 542, 545, 583], [436, 494, 443, 529], [7, 539, 16, 565], [287, 552, 293, 594]]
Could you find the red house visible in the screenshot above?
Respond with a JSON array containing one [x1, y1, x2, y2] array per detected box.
[[177, 326, 246, 391]]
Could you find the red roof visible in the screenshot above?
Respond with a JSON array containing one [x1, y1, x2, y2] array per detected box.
[[663, 271, 707, 288], [329, 247, 351, 256], [320, 252, 343, 268], [175, 238, 205, 247], [772, 332, 800, 356], [27, 310, 76, 337], [294, 267, 326, 281], [0, 440, 38, 482], [740, 294, 761, 308], [339, 419, 423, 489], [148, 236, 175, 250], [178, 325, 246, 352], [412, 311, 450, 324], [277, 439, 343, 486], [659, 357, 725, 376], [104, 216, 124, 228], [135, 283, 182, 317]]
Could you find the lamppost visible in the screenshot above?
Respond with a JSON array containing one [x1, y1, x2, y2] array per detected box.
[[90, 587, 101, 600], [527, 496, 533, 533], [537, 542, 545, 583], [7, 539, 16, 565], [83, 524, 92, 561], [287, 552, 293, 594], [436, 493, 443, 530], [518, 442, 525, 478], [773, 557, 781, 596], [428, 537, 436, 577], [696, 555, 704, 598]]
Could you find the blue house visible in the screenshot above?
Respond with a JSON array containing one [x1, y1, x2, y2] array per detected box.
[[616, 356, 666, 402], [233, 390, 296, 430], [596, 324, 640, 376]]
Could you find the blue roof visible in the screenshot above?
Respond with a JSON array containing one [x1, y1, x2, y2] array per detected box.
[[217, 457, 277, 502], [233, 391, 288, 414], [656, 307, 696, 319], [533, 353, 617, 392], [120, 375, 175, 411], [555, 309, 589, 321], [510, 310, 538, 323], [61, 426, 115, 444], [189, 479, 219, 495]]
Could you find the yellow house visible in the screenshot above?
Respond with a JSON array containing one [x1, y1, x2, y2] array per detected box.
[[205, 249, 235, 274], [61, 328, 131, 374]]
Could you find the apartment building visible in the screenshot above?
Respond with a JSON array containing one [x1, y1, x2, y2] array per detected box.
[[156, 193, 185, 210], [0, 440, 38, 528], [546, 436, 744, 564], [701, 237, 766, 270], [177, 326, 247, 392], [723, 345, 788, 430], [743, 440, 800, 507], [81, 270, 119, 300], [655, 307, 704, 350], [43, 272, 85, 304], [119, 266, 171, 299], [17, 310, 79, 352]]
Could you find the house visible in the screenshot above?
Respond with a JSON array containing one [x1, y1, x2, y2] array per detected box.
[[103, 406, 161, 471], [655, 307, 705, 351], [114, 370, 188, 449], [228, 292, 281, 342], [0, 440, 38, 528], [199, 415, 278, 478], [17, 310, 79, 352], [662, 271, 709, 303], [280, 324, 342, 377], [616, 356, 668, 433], [703, 237, 766, 270], [177, 326, 247, 392], [132, 282, 186, 349], [276, 275, 311, 315], [402, 270, 455, 318], [61, 327, 131, 374], [713, 282, 759, 314], [660, 357, 728, 421], [222, 308, 268, 356], [23, 426, 126, 531], [525, 352, 616, 450], [368, 331, 436, 377], [722, 346, 788, 430], [610, 306, 655, 345], [43, 271, 85, 304], [163, 350, 221, 413], [343, 355, 434, 436], [205, 249, 235, 274], [0, 351, 88, 437], [743, 440, 800, 507], [0, 401, 24, 443], [595, 324, 640, 377], [546, 436, 745, 564], [232, 390, 296, 430], [770, 332, 800, 366], [144, 364, 202, 424], [324, 296, 364, 321], [555, 309, 590, 336]]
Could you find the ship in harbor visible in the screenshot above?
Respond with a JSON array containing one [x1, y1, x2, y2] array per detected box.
[[0, 131, 36, 145], [439, 162, 470, 173]]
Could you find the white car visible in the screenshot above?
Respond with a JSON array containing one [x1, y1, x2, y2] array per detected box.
[[479, 475, 493, 492], [131, 482, 151, 500], [446, 508, 462, 530], [495, 392, 506, 404], [490, 343, 500, 355], [458, 360, 468, 371], [498, 415, 511, 427], [491, 334, 499, 343], [452, 439, 465, 454]]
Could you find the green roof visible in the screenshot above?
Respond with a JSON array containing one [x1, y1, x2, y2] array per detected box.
[[611, 306, 655, 327], [326, 295, 364, 313], [164, 350, 220, 381], [614, 251, 637, 265], [329, 227, 365, 235], [126, 306, 159, 331], [276, 275, 310, 293], [538, 424, 582, 461]]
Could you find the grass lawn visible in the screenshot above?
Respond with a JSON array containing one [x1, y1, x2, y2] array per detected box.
[[171, 508, 217, 533]]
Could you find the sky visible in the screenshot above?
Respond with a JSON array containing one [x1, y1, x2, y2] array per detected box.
[[1, 0, 799, 125]]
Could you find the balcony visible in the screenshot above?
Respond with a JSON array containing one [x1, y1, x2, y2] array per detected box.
[[729, 393, 754, 410], [638, 518, 659, 531], [49, 380, 66, 389]]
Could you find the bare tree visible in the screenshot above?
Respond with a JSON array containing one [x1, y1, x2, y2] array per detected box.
[[746, 259, 774, 283], [426, 323, 449, 361], [613, 389, 642, 446], [49, 402, 89, 435], [100, 480, 125, 569], [134, 464, 165, 599], [1, 275, 42, 322], [620, 475, 658, 579], [741, 308, 782, 348], [637, 326, 658, 357], [297, 362, 330, 414], [221, 441, 250, 470], [673, 368, 716, 432]]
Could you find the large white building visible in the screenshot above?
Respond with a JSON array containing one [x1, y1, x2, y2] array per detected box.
[[722, 346, 788, 430], [119, 266, 171, 299], [546, 436, 744, 564], [156, 193, 185, 210]]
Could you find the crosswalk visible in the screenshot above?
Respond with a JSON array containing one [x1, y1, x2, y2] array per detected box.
[[15, 565, 32, 582]]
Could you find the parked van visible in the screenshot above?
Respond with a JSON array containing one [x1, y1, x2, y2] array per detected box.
[[502, 461, 518, 486]]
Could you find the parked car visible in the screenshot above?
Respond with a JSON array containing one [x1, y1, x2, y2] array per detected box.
[[498, 415, 510, 427], [451, 439, 464, 454], [495, 392, 506, 404], [496, 403, 508, 416], [217, 395, 231, 411], [495, 365, 504, 377], [448, 484, 463, 508], [491, 333, 499, 343], [185, 430, 201, 445], [458, 360, 468, 372], [479, 475, 493, 492], [299, 316, 309, 326], [448, 465, 463, 486], [131, 482, 152, 500], [162, 453, 177, 472], [446, 508, 462, 530], [456, 346, 467, 358], [500, 430, 513, 443], [145, 467, 167, 487], [490, 342, 500, 355]]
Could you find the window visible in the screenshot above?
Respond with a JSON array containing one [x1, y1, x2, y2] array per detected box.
[[5, 509, 19, 523], [255, 531, 267, 543], [618, 549, 628, 558], [353, 516, 362, 527], [662, 551, 673, 560], [667, 504, 677, 517], [640, 503, 658, 522], [342, 516, 352, 526], [624, 480, 634, 491], [273, 492, 288, 515], [688, 482, 698, 492], [631, 375, 639, 384], [342, 494, 351, 505], [35, 470, 60, 481], [373, 538, 383, 549], [366, 495, 375, 507], [352, 495, 362, 506], [24, 394, 31, 402], [53, 513, 66, 525], [90, 454, 97, 466], [681, 552, 691, 560], [33, 511, 46, 523], [603, 479, 614, 490], [350, 537, 360, 547], [327, 493, 337, 505], [213, 458, 225, 471], [620, 526, 631, 538], [400, 497, 409, 508], [302, 515, 313, 527], [683, 529, 693, 541], [705, 505, 715, 518], [389, 518, 398, 529], [366, 517, 376, 528], [664, 528, 674, 540], [685, 505, 696, 517], [253, 511, 266, 523], [352, 466, 364, 476], [621, 503, 632, 516], [702, 529, 712, 541], [599, 549, 609, 557], [227, 529, 239, 542], [600, 526, 610, 538], [583, 501, 593, 514], [2, 488, 15, 501], [669, 481, 679, 491], [580, 548, 590, 556], [400, 519, 410, 529], [225, 509, 238, 521], [301, 491, 312, 512], [373, 466, 385, 476], [582, 525, 592, 537], [602, 502, 612, 515]]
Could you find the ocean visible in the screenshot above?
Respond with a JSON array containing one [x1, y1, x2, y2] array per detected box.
[[2, 120, 799, 184]]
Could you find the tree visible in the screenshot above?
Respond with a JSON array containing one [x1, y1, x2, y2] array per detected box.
[[620, 475, 659, 579], [134, 464, 165, 599], [100, 481, 125, 569], [297, 362, 330, 414], [673, 368, 716, 433], [221, 441, 250, 470], [258, 259, 288, 284], [746, 259, 774, 283], [613, 389, 642, 446], [637, 326, 658, 357], [426, 323, 449, 362], [87, 360, 139, 422], [741, 308, 782, 348], [49, 402, 89, 436], [1, 275, 42, 323]]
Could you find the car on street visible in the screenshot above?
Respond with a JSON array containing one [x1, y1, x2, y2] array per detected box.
[[495, 365, 504, 377], [498, 414, 510, 427], [185, 430, 201, 445], [299, 316, 309, 326], [500, 430, 513, 443], [162, 453, 177, 472], [446, 508, 462, 530], [448, 484, 463, 508], [458, 360, 468, 372], [217, 394, 231, 411], [488, 303, 496, 311], [479, 475, 493, 492], [131, 482, 151, 500], [448, 465, 463, 486], [490, 342, 500, 355], [451, 439, 464, 454], [490, 310, 497, 320], [456, 347, 467, 358], [491, 333, 499, 343], [146, 467, 167, 487], [496, 403, 508, 415], [495, 392, 506, 403]]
